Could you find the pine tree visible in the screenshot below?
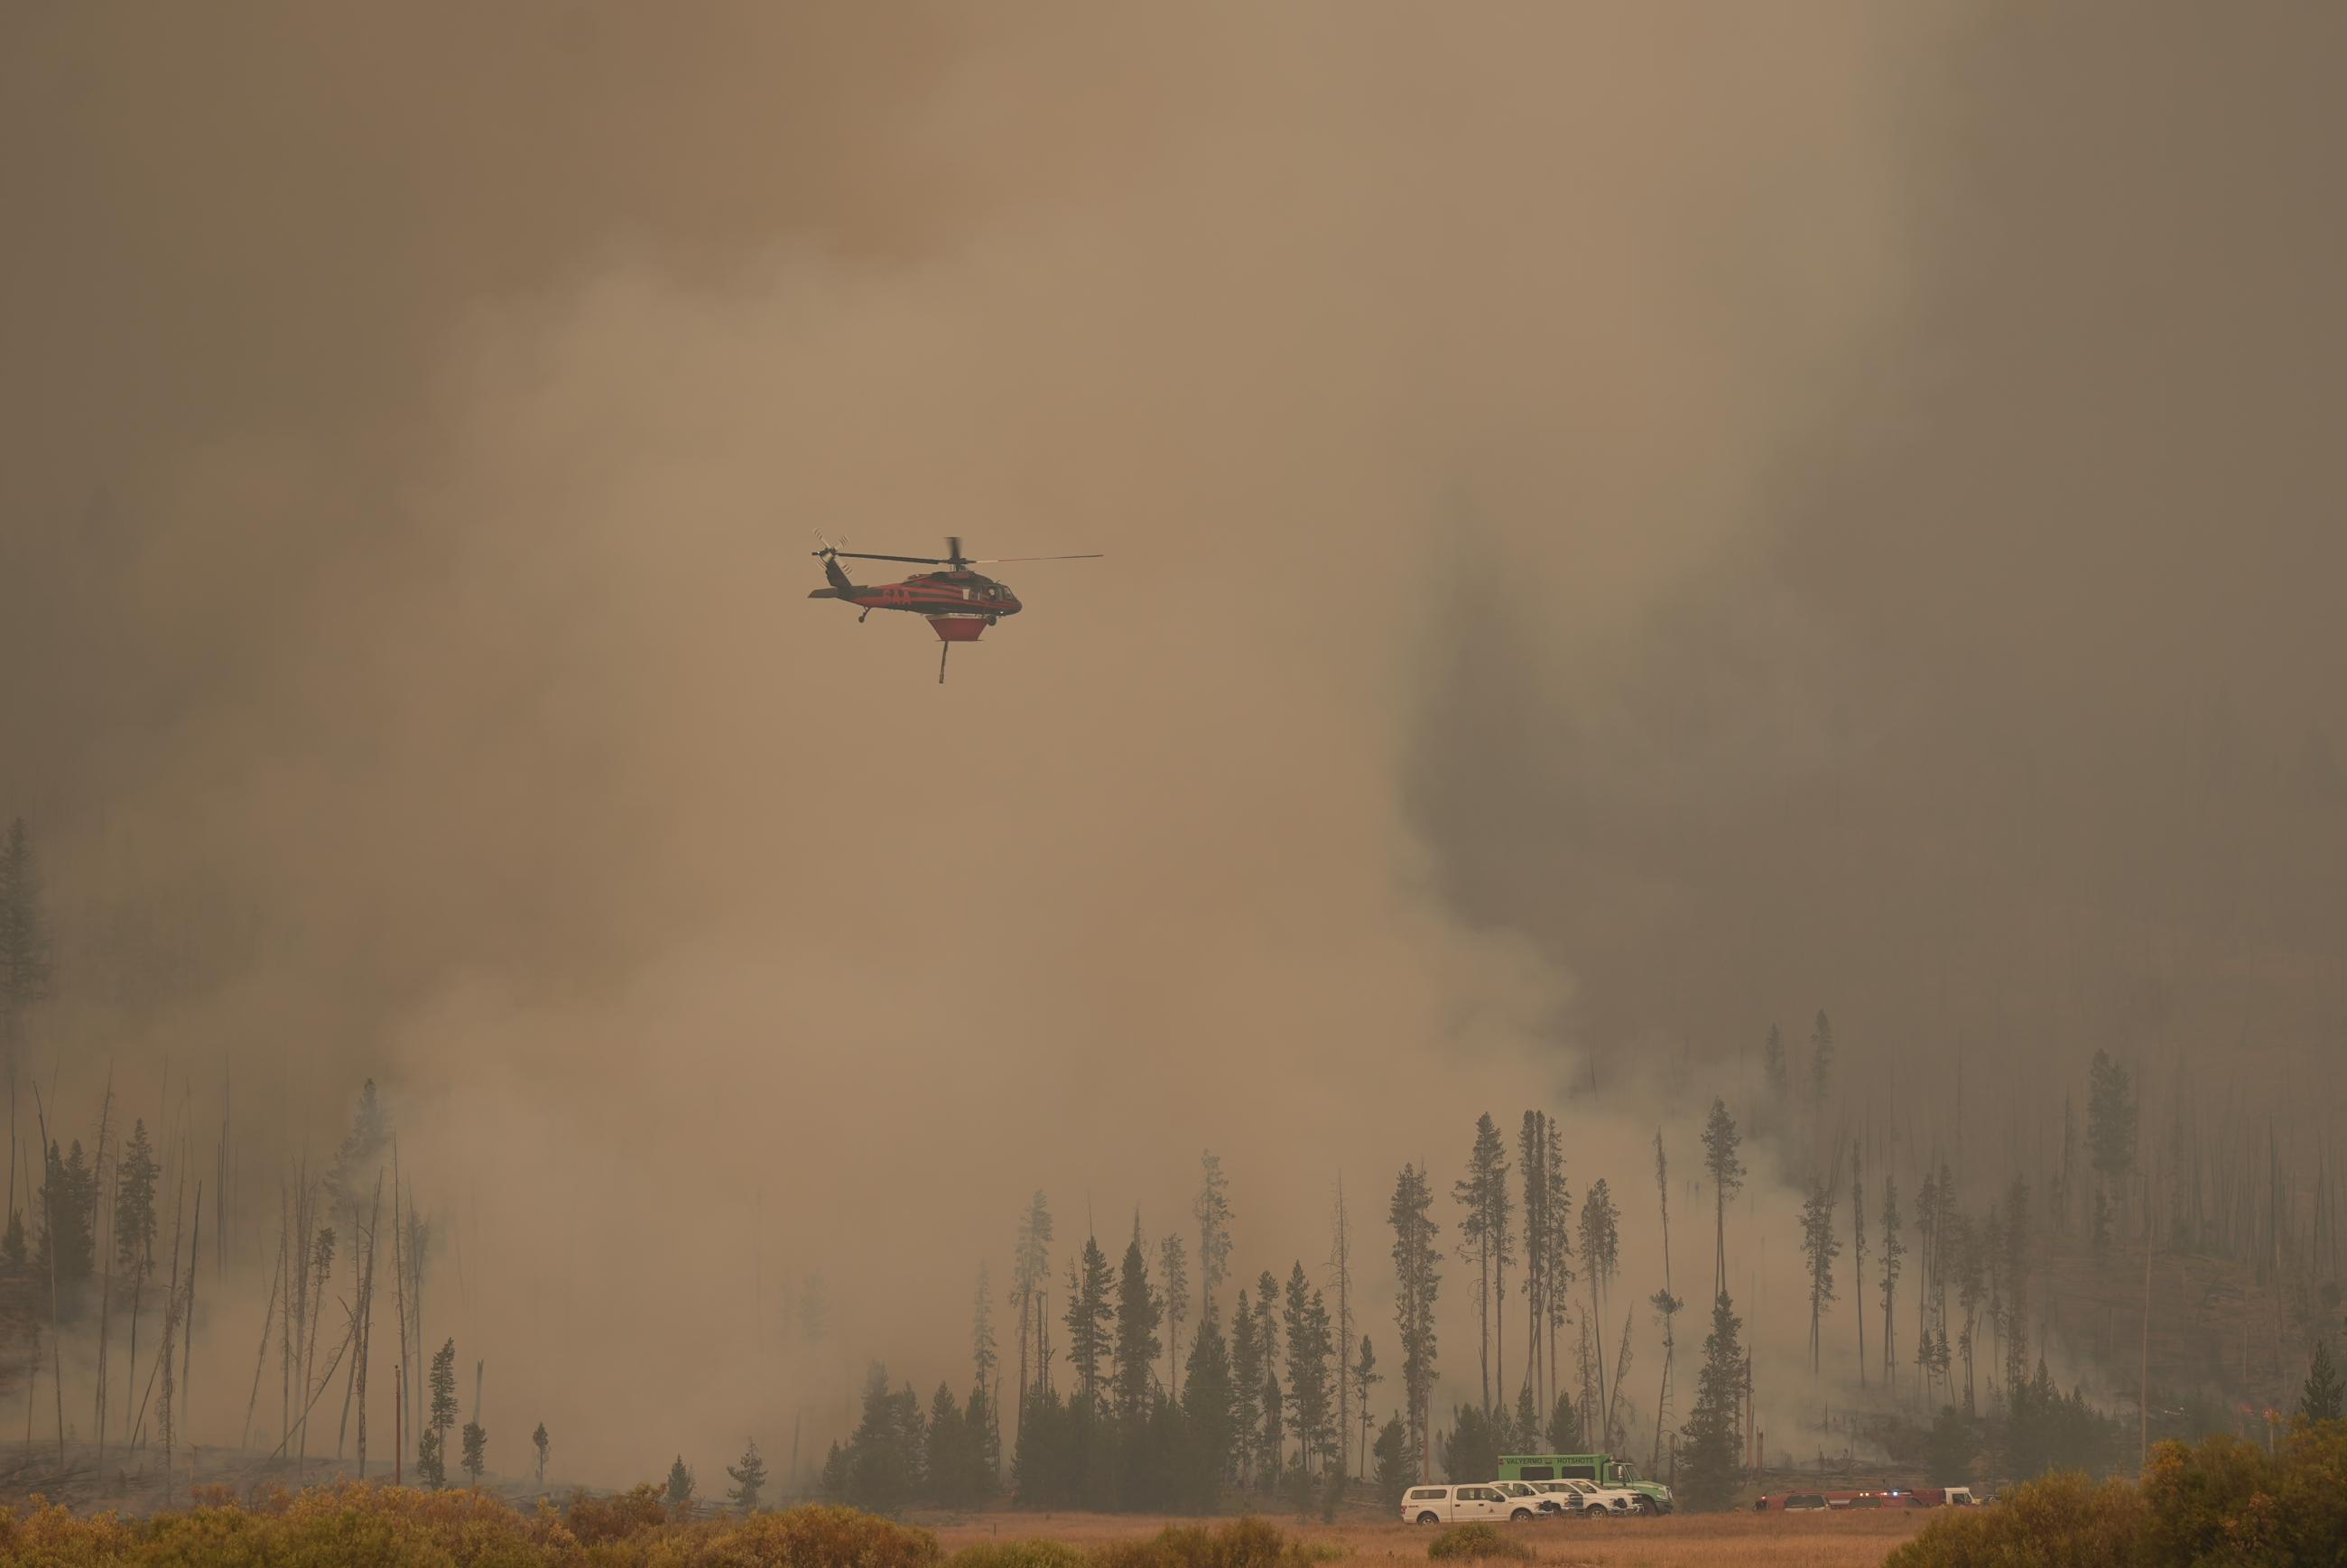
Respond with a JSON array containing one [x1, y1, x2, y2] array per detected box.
[[533, 1421, 550, 1488], [1541, 1118, 1572, 1420], [1064, 1237, 1114, 1411], [1675, 1291, 1746, 1511], [1808, 1010, 1835, 1111], [1649, 1127, 1683, 1467], [2298, 1340, 2343, 1424], [1181, 1308, 1235, 1508], [32, 1137, 99, 1290], [1011, 1194, 1053, 1410], [1388, 1164, 1442, 1479], [727, 1437, 768, 1512], [1, 1211, 23, 1267], [426, 1338, 459, 1488], [114, 1119, 159, 1422], [1194, 1151, 1233, 1328], [1701, 1100, 1744, 1304], [666, 1455, 696, 1510], [328, 1080, 389, 1236], [1517, 1114, 1549, 1420], [1545, 1391, 1581, 1452], [1915, 1166, 1940, 1399], [1351, 1335, 1380, 1477], [1578, 1179, 1619, 1444], [1371, 1415, 1412, 1505], [1999, 1179, 2031, 1402], [1326, 1177, 1353, 1474], [1761, 1025, 1786, 1101], [1230, 1287, 1262, 1487], [1281, 1264, 1335, 1473], [1257, 1369, 1285, 1493], [2086, 1052, 2138, 1242], [924, 1384, 966, 1504], [965, 1382, 1000, 1500], [1112, 1230, 1162, 1427], [1851, 1143, 1868, 1389], [1157, 1231, 1189, 1394], [461, 1415, 487, 1487], [1953, 1213, 1985, 1414], [1926, 1404, 1979, 1486], [973, 1261, 998, 1406], [1799, 1174, 1841, 1376], [1511, 1383, 1539, 1452], [1879, 1176, 1904, 1394], [1452, 1114, 1511, 1415], [1253, 1271, 1282, 1488]]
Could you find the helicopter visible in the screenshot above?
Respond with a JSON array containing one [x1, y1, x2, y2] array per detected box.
[[808, 533, 1103, 682]]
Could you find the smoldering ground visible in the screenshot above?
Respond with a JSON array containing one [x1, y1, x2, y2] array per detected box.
[[4, 1, 2342, 1486]]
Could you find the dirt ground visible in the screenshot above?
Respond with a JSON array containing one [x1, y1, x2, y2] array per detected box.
[[922, 1508, 1927, 1568]]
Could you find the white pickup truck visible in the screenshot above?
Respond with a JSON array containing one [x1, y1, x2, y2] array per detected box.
[[1399, 1483, 1543, 1524], [1545, 1478, 1648, 1517]]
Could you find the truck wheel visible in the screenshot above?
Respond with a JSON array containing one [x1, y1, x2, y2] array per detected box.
[[1415, 1513, 1440, 1526], [1637, 1498, 1660, 1516], [1510, 1509, 1532, 1522], [1582, 1507, 1610, 1520]]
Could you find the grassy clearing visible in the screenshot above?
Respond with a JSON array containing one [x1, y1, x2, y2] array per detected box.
[[0, 1491, 1372, 1568], [928, 1508, 1924, 1568]]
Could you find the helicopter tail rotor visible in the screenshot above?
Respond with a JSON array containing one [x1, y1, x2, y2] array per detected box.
[[810, 530, 858, 593]]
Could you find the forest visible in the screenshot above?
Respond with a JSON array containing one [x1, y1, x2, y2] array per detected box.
[[4, 800, 2344, 1515]]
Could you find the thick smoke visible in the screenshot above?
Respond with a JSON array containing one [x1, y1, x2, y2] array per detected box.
[[10, 1, 2335, 1484]]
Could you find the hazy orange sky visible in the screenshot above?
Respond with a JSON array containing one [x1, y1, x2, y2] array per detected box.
[[4, 2, 2342, 1482]]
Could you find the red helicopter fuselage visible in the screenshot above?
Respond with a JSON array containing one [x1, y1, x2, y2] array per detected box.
[[808, 536, 1097, 682], [808, 560, 1023, 636]]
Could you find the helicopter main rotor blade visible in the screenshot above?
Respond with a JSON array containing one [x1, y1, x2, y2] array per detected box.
[[826, 551, 953, 564], [962, 552, 1106, 564]]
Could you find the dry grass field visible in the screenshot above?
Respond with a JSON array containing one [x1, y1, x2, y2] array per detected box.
[[923, 1509, 1926, 1568]]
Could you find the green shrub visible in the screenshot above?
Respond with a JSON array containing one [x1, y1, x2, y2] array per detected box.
[[0, 1486, 958, 1568], [682, 1504, 942, 1568], [2138, 1424, 2347, 1566], [1886, 1471, 2145, 1568], [1424, 1522, 1532, 1563], [1892, 1424, 2347, 1567], [566, 1482, 673, 1546]]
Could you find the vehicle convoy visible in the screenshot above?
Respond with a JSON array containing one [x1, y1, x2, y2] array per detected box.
[[1499, 1453, 1674, 1513], [1399, 1484, 1540, 1524], [1753, 1486, 1981, 1510]]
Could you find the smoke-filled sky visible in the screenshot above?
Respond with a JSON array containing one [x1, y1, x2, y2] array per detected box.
[[4, 2, 2343, 1482]]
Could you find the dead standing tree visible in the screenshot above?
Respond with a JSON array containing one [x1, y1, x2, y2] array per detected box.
[[242, 1229, 285, 1448], [91, 1075, 116, 1470], [353, 1174, 383, 1476]]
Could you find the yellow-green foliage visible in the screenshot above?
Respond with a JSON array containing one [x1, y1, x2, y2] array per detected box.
[[1884, 1471, 2146, 1568], [947, 1541, 1092, 1568], [1423, 1522, 1531, 1563], [0, 1487, 944, 1568], [1888, 1423, 2347, 1568]]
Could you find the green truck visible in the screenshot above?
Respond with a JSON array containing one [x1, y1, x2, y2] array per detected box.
[[1497, 1453, 1674, 1513]]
